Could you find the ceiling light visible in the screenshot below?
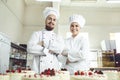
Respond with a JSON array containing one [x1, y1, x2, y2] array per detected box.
[[36, 0, 61, 2], [107, 0, 120, 3]]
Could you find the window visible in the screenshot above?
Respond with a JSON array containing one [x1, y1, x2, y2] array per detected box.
[[36, 0, 61, 2], [71, 0, 96, 2], [110, 32, 120, 53]]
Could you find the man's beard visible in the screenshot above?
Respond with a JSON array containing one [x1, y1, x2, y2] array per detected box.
[[45, 25, 54, 31]]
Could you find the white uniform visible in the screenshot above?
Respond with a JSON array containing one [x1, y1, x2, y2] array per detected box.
[[60, 33, 90, 74], [27, 29, 64, 73]]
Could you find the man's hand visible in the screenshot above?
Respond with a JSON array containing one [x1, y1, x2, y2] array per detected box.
[[49, 50, 55, 54], [38, 41, 44, 47], [66, 59, 78, 64], [66, 58, 70, 64]]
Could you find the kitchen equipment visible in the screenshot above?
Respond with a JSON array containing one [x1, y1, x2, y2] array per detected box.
[[0, 32, 11, 73]]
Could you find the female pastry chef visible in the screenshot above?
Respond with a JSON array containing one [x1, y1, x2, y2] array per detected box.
[[27, 7, 64, 73], [60, 14, 90, 74]]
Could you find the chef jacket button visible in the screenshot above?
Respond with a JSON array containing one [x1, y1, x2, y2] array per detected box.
[[50, 61, 52, 63], [40, 60, 42, 62]]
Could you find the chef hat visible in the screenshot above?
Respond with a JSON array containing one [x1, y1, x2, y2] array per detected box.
[[43, 7, 59, 19], [69, 14, 86, 28]]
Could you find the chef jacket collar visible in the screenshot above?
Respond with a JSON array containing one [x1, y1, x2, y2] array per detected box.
[[71, 33, 82, 40], [43, 29, 54, 33]]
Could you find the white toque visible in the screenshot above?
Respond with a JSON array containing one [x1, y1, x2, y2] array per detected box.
[[69, 14, 86, 28], [43, 7, 59, 19]]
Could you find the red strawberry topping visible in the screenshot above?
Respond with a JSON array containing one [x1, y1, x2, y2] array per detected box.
[[74, 72, 78, 75], [88, 72, 93, 76], [80, 71, 85, 75], [6, 70, 10, 73], [11, 70, 15, 73]]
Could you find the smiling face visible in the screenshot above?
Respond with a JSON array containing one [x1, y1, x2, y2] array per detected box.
[[45, 14, 57, 31], [70, 22, 80, 37]]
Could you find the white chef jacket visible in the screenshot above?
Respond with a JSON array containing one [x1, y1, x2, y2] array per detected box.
[[27, 29, 64, 73], [59, 33, 90, 74]]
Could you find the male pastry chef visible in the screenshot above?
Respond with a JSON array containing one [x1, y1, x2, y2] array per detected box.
[[27, 7, 64, 73]]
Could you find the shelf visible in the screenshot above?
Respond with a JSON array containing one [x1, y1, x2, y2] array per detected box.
[[10, 43, 27, 70], [90, 67, 120, 71], [102, 50, 116, 67], [102, 52, 114, 55], [10, 57, 26, 61], [102, 50, 120, 67], [11, 42, 26, 51]]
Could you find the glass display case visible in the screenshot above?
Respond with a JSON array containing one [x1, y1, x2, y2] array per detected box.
[[102, 49, 120, 67], [102, 50, 115, 67], [9, 43, 27, 70]]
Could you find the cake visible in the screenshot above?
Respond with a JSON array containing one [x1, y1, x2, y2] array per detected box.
[[22, 70, 36, 75], [103, 70, 119, 80], [56, 71, 70, 80], [0, 74, 9, 80], [71, 70, 107, 80], [9, 72, 25, 80], [23, 68, 70, 80], [23, 68, 59, 80], [118, 71, 120, 79], [22, 74, 60, 80], [56, 68, 70, 80], [6, 69, 36, 80]]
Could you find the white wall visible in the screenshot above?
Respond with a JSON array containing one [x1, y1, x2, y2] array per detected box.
[[60, 6, 120, 26], [22, 26, 43, 44], [0, 0, 25, 43], [1, 0, 120, 49], [59, 24, 120, 49], [22, 5, 120, 49], [23, 3, 59, 44], [23, 5, 45, 44], [86, 26, 120, 49], [58, 6, 120, 49], [23, 6, 120, 49]]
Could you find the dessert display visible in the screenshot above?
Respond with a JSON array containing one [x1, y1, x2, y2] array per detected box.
[[23, 68, 59, 80], [56, 70, 70, 80], [23, 68, 70, 80], [118, 70, 120, 79], [0, 74, 9, 80], [6, 69, 35, 80], [71, 70, 107, 80], [56, 68, 70, 80], [22, 69, 36, 75], [23, 74, 60, 80], [103, 70, 119, 80], [1, 67, 120, 80]]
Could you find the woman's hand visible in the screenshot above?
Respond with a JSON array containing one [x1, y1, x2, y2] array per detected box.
[[38, 41, 44, 47], [61, 49, 69, 57], [61, 52, 68, 57]]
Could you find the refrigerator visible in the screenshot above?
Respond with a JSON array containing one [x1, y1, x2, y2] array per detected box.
[[0, 32, 11, 73]]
